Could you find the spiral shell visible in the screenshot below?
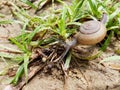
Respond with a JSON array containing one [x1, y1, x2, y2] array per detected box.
[[75, 20, 107, 45]]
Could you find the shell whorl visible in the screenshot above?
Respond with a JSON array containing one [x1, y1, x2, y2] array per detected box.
[[80, 21, 101, 34], [75, 20, 107, 45]]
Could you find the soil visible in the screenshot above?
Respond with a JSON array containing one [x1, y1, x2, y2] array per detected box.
[[0, 0, 120, 90]]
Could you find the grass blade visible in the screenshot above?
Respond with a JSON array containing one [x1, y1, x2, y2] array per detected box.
[[23, 53, 30, 83], [0, 52, 16, 58], [88, 0, 100, 17], [9, 38, 27, 52], [11, 64, 24, 85], [0, 20, 14, 24], [0, 45, 22, 53], [20, 0, 37, 9], [64, 52, 71, 70], [100, 56, 120, 63], [100, 31, 113, 51]]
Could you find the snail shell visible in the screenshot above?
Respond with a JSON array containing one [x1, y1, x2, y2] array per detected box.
[[75, 20, 107, 45]]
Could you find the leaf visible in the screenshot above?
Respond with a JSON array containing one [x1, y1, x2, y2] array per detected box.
[[0, 45, 22, 53], [26, 26, 46, 43], [107, 8, 120, 27], [0, 52, 16, 58], [115, 49, 120, 55], [100, 56, 120, 63], [20, 0, 37, 9], [11, 64, 24, 85], [64, 52, 71, 70], [88, 0, 100, 17], [9, 38, 27, 52], [100, 31, 113, 51], [67, 22, 81, 26], [107, 26, 119, 31], [0, 13, 5, 17], [57, 6, 67, 38], [0, 20, 13, 24], [23, 53, 30, 83], [21, 21, 28, 42], [109, 8, 120, 21], [73, 0, 85, 20]]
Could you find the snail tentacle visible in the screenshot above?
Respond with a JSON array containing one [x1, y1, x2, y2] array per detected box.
[[101, 13, 107, 24]]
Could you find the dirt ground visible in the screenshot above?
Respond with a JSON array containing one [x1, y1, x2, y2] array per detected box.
[[0, 0, 120, 90]]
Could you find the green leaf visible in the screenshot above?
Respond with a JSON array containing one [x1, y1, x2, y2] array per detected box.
[[0, 52, 15, 58], [0, 20, 13, 24], [108, 26, 119, 31], [23, 53, 30, 83], [109, 8, 120, 21], [11, 64, 24, 85], [21, 21, 28, 42], [57, 6, 67, 38], [20, 0, 37, 9], [100, 31, 113, 51], [88, 0, 100, 17], [73, 0, 85, 20], [0, 13, 5, 17], [9, 38, 27, 52], [0, 44, 22, 53], [64, 52, 71, 70], [26, 26, 50, 43], [100, 55, 120, 63], [41, 37, 57, 45], [67, 22, 81, 26]]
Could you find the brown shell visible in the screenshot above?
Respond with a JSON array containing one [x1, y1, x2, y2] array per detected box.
[[75, 20, 107, 45]]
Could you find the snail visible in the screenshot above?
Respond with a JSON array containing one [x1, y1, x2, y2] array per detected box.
[[61, 13, 107, 60], [74, 14, 107, 45]]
